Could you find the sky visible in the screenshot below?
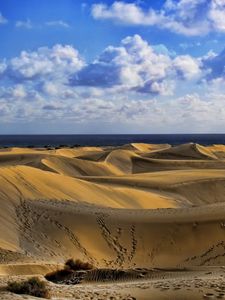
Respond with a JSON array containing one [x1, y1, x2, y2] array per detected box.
[[1, 0, 225, 133]]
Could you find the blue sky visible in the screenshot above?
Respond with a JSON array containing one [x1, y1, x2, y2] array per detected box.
[[1, 0, 225, 133]]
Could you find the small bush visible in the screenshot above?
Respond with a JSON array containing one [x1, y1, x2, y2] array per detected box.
[[45, 259, 94, 283], [7, 277, 50, 299], [65, 258, 94, 271], [45, 268, 74, 282]]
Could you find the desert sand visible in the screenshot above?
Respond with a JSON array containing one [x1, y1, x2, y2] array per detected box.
[[1, 143, 225, 299]]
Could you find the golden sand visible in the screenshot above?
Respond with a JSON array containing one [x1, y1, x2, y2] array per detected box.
[[1, 143, 225, 299]]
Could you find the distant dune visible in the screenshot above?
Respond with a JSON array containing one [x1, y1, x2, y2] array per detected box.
[[1, 143, 225, 299]]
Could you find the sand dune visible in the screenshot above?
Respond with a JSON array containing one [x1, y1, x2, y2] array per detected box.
[[1, 143, 225, 299], [144, 143, 218, 160]]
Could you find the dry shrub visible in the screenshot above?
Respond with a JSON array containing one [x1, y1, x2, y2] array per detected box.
[[65, 259, 93, 271], [45, 258, 94, 283], [45, 268, 74, 282], [7, 277, 50, 299]]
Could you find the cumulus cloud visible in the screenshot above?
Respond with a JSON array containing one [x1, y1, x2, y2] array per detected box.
[[91, 0, 225, 36], [0, 34, 210, 98], [71, 35, 201, 95], [0, 35, 224, 131], [92, 2, 161, 26], [71, 35, 173, 94], [6, 44, 84, 81], [173, 55, 201, 79], [208, 0, 225, 32]]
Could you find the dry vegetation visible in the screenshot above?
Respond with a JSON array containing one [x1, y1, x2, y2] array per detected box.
[[45, 259, 94, 282], [7, 277, 50, 298], [65, 258, 94, 271]]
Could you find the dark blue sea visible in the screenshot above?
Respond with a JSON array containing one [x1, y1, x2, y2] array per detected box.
[[0, 134, 225, 147]]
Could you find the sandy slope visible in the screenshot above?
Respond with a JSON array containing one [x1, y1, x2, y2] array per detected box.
[[1, 143, 225, 299]]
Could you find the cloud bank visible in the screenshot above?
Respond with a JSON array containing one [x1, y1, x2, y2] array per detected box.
[[91, 0, 225, 36], [0, 34, 225, 132]]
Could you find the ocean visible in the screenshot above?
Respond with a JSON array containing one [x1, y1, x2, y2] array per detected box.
[[0, 134, 225, 147]]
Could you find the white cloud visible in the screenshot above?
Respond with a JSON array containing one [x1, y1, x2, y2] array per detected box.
[[91, 0, 225, 36], [1, 87, 224, 132], [45, 20, 70, 28], [92, 2, 162, 26], [71, 35, 176, 95], [15, 19, 71, 30], [173, 55, 201, 79], [7, 44, 84, 81], [42, 82, 60, 96], [15, 19, 33, 29], [71, 35, 204, 95], [208, 0, 225, 31], [0, 35, 212, 97], [0, 35, 224, 131]]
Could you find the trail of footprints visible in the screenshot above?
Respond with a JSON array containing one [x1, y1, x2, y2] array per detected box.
[[16, 199, 138, 267], [15, 200, 95, 263], [184, 241, 225, 266], [15, 200, 57, 259], [15, 199, 225, 269], [128, 225, 137, 263], [96, 213, 137, 267]]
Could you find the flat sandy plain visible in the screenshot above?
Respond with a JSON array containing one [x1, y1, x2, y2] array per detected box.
[[1, 143, 225, 299]]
